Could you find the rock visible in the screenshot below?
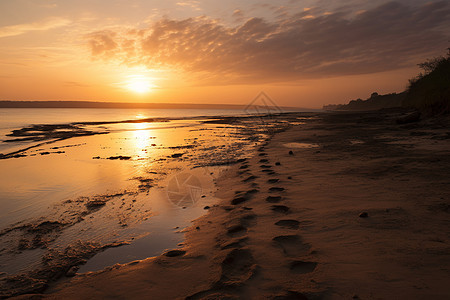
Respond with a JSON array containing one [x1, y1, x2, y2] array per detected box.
[[289, 151, 294, 155], [359, 212, 369, 218], [204, 206, 210, 210], [275, 162, 281, 165], [107, 155, 131, 160], [66, 266, 79, 277]]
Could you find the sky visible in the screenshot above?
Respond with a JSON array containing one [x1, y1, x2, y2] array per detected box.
[[0, 0, 449, 108]]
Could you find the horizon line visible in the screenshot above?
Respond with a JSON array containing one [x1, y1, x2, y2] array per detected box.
[[0, 100, 316, 111]]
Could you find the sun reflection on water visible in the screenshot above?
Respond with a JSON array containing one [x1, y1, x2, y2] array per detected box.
[[132, 123, 153, 155]]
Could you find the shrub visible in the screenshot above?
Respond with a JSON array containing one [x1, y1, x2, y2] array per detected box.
[[404, 49, 450, 116]]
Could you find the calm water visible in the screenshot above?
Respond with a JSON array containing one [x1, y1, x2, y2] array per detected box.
[[0, 107, 287, 278], [0, 108, 271, 153]]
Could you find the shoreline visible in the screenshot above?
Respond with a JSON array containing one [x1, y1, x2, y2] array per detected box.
[[35, 110, 450, 299], [2, 110, 449, 299], [0, 112, 303, 297]]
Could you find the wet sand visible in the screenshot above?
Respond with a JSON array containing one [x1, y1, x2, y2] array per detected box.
[[9, 111, 450, 299]]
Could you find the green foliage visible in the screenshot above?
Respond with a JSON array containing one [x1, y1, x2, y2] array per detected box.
[[404, 49, 450, 115]]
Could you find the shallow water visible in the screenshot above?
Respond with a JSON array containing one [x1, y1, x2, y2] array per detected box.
[[0, 110, 275, 280], [0, 109, 314, 295]]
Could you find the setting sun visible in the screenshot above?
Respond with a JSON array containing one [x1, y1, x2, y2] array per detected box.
[[124, 75, 156, 94]]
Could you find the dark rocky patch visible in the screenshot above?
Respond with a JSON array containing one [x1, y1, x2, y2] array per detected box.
[[107, 156, 131, 160]]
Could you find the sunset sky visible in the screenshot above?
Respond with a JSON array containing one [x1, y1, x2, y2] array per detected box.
[[0, 0, 449, 108]]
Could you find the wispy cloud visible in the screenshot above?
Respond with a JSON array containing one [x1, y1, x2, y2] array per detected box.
[[176, 1, 202, 11], [85, 1, 450, 84], [0, 17, 70, 39]]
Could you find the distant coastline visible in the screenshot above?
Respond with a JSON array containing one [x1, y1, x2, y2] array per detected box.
[[0, 100, 306, 111]]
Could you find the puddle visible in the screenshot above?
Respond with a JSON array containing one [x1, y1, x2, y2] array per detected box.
[[78, 167, 221, 273]]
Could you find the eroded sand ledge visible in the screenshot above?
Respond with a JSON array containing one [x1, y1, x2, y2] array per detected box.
[[23, 111, 450, 299]]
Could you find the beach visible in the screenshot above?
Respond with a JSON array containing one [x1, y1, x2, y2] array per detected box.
[[4, 110, 447, 299]]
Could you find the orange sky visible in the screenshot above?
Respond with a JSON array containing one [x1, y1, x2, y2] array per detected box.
[[0, 0, 449, 108]]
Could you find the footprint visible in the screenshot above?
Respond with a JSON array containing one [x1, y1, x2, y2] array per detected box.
[[266, 196, 283, 203], [164, 249, 186, 257], [243, 175, 258, 182], [186, 249, 258, 299], [271, 205, 290, 213], [231, 189, 259, 205], [231, 196, 248, 205], [267, 179, 279, 184], [227, 224, 247, 237], [269, 187, 285, 192], [239, 212, 257, 227], [246, 188, 259, 195], [289, 261, 317, 274], [220, 248, 258, 284], [273, 235, 311, 256], [275, 220, 300, 229], [220, 237, 249, 250]]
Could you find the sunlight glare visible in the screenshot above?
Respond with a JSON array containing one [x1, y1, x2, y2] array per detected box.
[[124, 75, 156, 94]]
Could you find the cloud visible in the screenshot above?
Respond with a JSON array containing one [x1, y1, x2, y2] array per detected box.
[[86, 1, 450, 84], [85, 30, 118, 57], [0, 17, 70, 38], [232, 9, 244, 22], [176, 1, 202, 11]]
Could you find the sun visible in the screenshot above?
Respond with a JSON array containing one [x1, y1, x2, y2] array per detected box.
[[124, 75, 156, 94]]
